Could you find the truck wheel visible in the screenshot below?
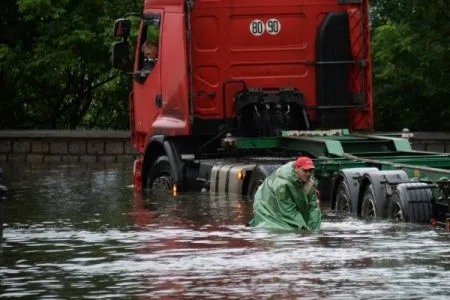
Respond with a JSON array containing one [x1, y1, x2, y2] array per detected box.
[[247, 168, 266, 200], [361, 184, 378, 220], [388, 193, 404, 222], [335, 181, 351, 212], [388, 183, 433, 223], [247, 164, 280, 200], [147, 156, 174, 192]]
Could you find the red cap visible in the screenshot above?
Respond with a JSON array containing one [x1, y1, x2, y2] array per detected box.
[[295, 156, 315, 170]]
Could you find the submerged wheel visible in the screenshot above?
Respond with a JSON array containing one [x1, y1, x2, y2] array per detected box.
[[361, 184, 378, 220], [147, 156, 174, 192], [334, 181, 351, 212], [388, 193, 404, 222], [247, 169, 266, 200], [388, 183, 433, 223], [247, 164, 280, 200]]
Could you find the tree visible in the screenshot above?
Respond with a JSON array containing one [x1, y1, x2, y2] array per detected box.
[[370, 0, 450, 130], [0, 0, 142, 129], [2, 1, 449, 131]]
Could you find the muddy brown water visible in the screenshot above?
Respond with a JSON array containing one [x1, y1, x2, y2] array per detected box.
[[0, 163, 449, 299]]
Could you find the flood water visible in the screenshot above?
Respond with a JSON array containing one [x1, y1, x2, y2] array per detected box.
[[1, 163, 449, 299]]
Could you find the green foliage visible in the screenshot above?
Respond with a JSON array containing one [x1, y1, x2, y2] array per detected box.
[[147, 24, 160, 44], [1, 0, 449, 131], [0, 0, 142, 129], [370, 0, 450, 130]]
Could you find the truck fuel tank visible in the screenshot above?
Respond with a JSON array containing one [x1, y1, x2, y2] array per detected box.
[[209, 163, 257, 195]]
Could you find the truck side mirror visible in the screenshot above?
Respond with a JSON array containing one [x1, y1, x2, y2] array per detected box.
[[111, 41, 131, 71], [114, 18, 131, 38]]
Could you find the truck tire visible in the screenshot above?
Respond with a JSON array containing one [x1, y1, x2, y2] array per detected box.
[[335, 181, 351, 213], [332, 167, 379, 213], [247, 168, 266, 200], [388, 183, 433, 223], [388, 193, 406, 222], [247, 164, 280, 200], [361, 184, 383, 221], [360, 170, 408, 220], [147, 156, 174, 192]]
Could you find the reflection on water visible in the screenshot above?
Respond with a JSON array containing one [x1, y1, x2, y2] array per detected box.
[[0, 163, 449, 299]]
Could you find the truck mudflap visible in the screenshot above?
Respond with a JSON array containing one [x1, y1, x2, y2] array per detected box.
[[133, 159, 143, 190], [210, 163, 257, 195]]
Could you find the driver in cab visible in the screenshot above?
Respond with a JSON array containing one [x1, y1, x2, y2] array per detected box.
[[141, 40, 158, 73]]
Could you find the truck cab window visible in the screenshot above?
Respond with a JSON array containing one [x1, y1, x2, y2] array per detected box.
[[141, 40, 158, 71], [138, 16, 160, 74]]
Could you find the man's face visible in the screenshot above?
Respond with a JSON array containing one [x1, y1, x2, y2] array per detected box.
[[296, 166, 313, 183], [144, 44, 157, 59]]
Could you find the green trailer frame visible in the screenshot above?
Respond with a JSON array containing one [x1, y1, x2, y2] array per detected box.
[[236, 130, 450, 227], [237, 131, 450, 180]]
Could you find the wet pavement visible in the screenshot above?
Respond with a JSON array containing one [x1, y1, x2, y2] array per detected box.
[[0, 163, 449, 299]]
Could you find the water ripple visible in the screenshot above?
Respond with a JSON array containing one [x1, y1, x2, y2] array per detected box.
[[1, 164, 449, 299]]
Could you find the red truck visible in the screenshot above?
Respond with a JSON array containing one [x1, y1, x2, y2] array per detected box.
[[112, 0, 373, 190], [112, 0, 450, 228]]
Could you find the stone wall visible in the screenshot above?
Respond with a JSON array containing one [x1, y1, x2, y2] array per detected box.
[[0, 130, 138, 163], [0, 130, 449, 163]]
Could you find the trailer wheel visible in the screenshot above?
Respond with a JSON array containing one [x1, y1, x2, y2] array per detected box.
[[388, 183, 433, 223], [335, 181, 351, 212], [361, 184, 378, 220], [388, 193, 404, 222], [147, 156, 174, 192]]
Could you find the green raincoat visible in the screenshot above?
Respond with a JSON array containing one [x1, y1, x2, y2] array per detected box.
[[249, 162, 322, 231]]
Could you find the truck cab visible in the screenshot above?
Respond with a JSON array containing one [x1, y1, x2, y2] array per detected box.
[[112, 0, 373, 191]]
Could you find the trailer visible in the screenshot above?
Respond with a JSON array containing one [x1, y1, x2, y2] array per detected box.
[[236, 131, 450, 226], [111, 0, 449, 228]]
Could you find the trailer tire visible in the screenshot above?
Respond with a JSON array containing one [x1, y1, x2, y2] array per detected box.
[[361, 184, 381, 221], [332, 168, 379, 213], [388, 193, 405, 222], [147, 156, 174, 193], [335, 181, 351, 213], [388, 183, 433, 223], [360, 170, 408, 220]]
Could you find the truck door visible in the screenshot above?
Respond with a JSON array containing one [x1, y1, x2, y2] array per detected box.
[[132, 12, 163, 136]]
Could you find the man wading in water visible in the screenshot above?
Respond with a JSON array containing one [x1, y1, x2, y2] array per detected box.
[[249, 156, 322, 231]]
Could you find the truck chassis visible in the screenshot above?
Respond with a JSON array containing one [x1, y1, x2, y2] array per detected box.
[[135, 130, 450, 229]]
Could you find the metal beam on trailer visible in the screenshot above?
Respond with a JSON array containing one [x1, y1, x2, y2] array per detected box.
[[342, 153, 450, 181], [281, 130, 412, 154], [237, 132, 450, 182], [236, 136, 345, 157], [279, 136, 345, 157], [235, 137, 280, 149], [349, 133, 412, 152], [348, 154, 450, 168]]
